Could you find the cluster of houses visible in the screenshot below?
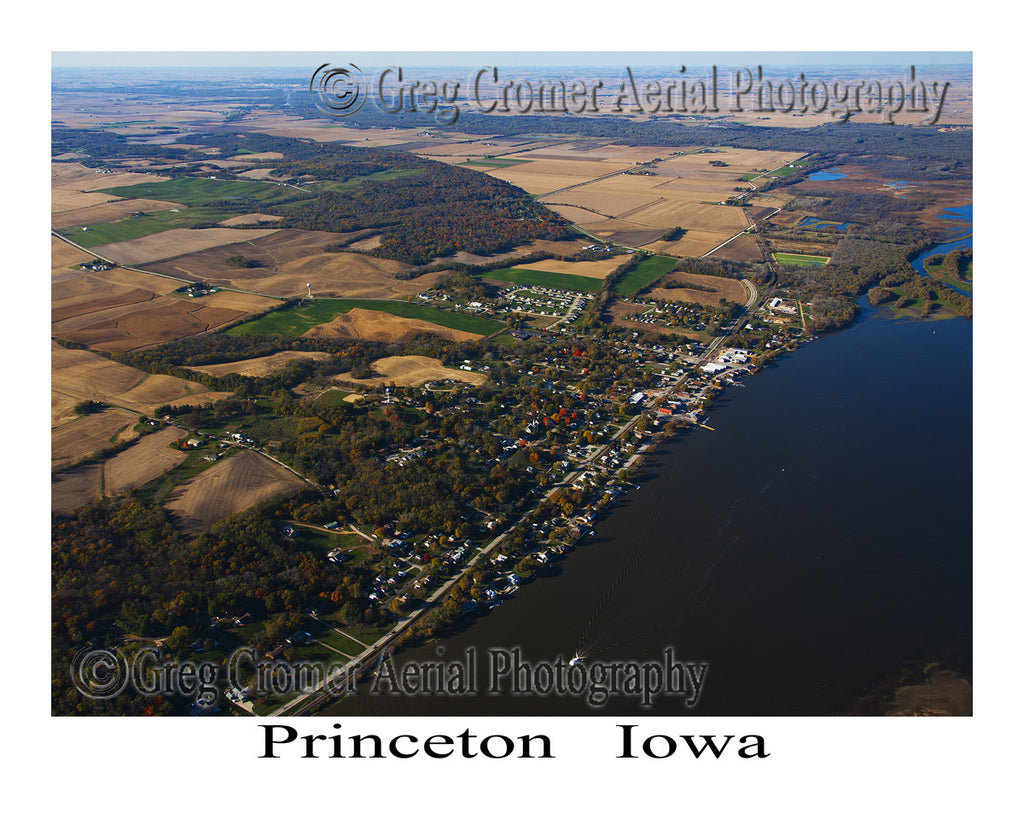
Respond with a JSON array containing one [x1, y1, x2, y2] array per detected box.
[[184, 283, 221, 298], [79, 259, 113, 271], [498, 285, 593, 322]]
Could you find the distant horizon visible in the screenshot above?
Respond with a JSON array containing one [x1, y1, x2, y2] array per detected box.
[[52, 51, 972, 69]]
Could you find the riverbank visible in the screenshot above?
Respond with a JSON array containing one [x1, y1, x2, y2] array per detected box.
[[322, 299, 971, 716]]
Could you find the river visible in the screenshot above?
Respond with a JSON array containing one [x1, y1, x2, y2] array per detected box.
[[910, 203, 973, 296], [326, 303, 972, 717]]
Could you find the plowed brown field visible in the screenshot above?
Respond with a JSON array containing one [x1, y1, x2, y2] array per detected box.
[[164, 449, 305, 533], [302, 308, 482, 343]]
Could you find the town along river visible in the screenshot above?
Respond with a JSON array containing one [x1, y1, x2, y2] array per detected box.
[[325, 305, 971, 716]]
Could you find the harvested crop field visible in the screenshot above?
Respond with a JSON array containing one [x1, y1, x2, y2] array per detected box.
[[52, 464, 103, 515], [340, 355, 487, 387], [164, 449, 305, 533], [186, 351, 333, 378], [52, 187, 125, 214], [577, 218, 671, 247], [53, 294, 276, 352], [91, 227, 280, 266], [103, 426, 188, 496], [52, 268, 174, 320], [479, 171, 593, 195], [655, 149, 807, 176], [52, 265, 278, 351], [51, 407, 140, 470], [646, 272, 748, 306], [463, 145, 802, 252], [644, 230, 743, 257], [235, 168, 277, 180], [226, 151, 284, 163], [144, 229, 432, 299], [52, 198, 183, 230], [346, 233, 383, 251], [512, 256, 625, 279], [51, 163, 174, 219], [708, 233, 764, 264], [546, 204, 604, 224], [218, 212, 283, 226], [540, 190, 662, 219], [302, 308, 482, 343], [628, 201, 748, 232], [52, 163, 168, 192], [51, 342, 230, 425], [51, 236, 98, 276]]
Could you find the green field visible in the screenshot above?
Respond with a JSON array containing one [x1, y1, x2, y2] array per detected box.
[[68, 206, 238, 247], [460, 158, 533, 169], [312, 389, 355, 408], [308, 168, 422, 194], [479, 267, 603, 293], [766, 160, 812, 178], [225, 298, 505, 338], [775, 252, 830, 267], [741, 160, 811, 182], [612, 255, 678, 296], [290, 526, 364, 553], [100, 176, 312, 207]]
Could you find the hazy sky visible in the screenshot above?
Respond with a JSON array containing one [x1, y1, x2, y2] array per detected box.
[[52, 51, 971, 68]]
